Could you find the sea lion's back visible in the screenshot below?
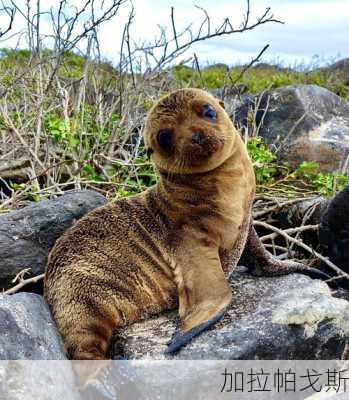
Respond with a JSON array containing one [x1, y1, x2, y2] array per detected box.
[[45, 190, 177, 353], [45, 196, 136, 277], [46, 190, 170, 271]]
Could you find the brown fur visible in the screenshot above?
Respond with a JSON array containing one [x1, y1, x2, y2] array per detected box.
[[45, 88, 315, 362]]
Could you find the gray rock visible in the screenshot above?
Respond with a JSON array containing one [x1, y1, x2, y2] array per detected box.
[[0, 294, 82, 399], [203, 63, 230, 71], [0, 360, 81, 400], [88, 270, 349, 398], [116, 269, 349, 360], [1, 279, 347, 399], [233, 84, 349, 172], [321, 58, 349, 85], [211, 86, 245, 115], [0, 190, 106, 288], [0, 292, 66, 359], [326, 58, 349, 73]]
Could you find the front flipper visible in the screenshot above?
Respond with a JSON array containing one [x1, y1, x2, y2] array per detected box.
[[166, 230, 232, 354], [165, 307, 227, 354]]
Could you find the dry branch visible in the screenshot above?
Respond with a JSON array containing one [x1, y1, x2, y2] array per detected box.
[[259, 224, 319, 242], [3, 268, 45, 295]]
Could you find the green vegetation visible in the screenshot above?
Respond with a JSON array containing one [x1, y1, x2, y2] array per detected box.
[[0, 48, 348, 209], [43, 110, 156, 197], [247, 138, 277, 185], [173, 65, 349, 100], [247, 138, 349, 196], [293, 161, 349, 196]]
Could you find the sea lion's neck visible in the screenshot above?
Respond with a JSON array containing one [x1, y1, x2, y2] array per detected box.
[[155, 137, 255, 223], [158, 152, 238, 194]]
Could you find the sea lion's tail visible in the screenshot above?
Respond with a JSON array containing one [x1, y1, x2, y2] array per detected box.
[[241, 224, 331, 281]]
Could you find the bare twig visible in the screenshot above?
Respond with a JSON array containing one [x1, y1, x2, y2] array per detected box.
[[0, 2, 15, 38], [229, 44, 270, 87], [3, 268, 45, 295], [259, 224, 319, 242], [135, 3, 282, 71]]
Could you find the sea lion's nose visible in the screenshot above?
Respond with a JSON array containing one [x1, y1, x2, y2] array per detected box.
[[191, 132, 205, 144]]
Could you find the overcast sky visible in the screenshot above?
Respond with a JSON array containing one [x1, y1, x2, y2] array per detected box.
[[115, 0, 349, 68], [1, 0, 348, 68]]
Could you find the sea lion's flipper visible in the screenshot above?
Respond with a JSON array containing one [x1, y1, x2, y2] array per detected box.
[[166, 234, 232, 354], [165, 307, 227, 354], [243, 224, 331, 280]]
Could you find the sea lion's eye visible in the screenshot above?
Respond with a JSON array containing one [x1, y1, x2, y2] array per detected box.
[[157, 129, 173, 152], [202, 104, 217, 121]]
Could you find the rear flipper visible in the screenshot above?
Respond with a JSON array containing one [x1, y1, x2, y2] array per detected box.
[[242, 224, 331, 281]]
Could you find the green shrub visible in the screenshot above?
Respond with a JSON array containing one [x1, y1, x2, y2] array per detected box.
[[245, 140, 349, 196], [294, 161, 349, 196], [172, 63, 349, 101], [246, 138, 277, 185]]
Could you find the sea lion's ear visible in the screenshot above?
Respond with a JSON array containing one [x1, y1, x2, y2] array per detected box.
[[146, 148, 154, 158], [219, 100, 225, 109]]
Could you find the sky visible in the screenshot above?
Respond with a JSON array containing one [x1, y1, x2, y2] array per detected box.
[[0, 0, 348, 68]]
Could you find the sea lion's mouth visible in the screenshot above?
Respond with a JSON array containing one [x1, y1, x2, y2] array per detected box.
[[174, 135, 224, 168], [190, 135, 224, 156]]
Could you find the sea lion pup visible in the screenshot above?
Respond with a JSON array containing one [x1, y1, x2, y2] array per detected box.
[[44, 88, 329, 362]]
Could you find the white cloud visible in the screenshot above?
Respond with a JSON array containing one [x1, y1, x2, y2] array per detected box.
[[0, 0, 347, 67]]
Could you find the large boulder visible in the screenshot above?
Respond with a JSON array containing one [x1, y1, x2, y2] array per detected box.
[[0, 190, 106, 288], [321, 58, 349, 85], [0, 293, 81, 400], [84, 269, 349, 399], [326, 58, 349, 73], [233, 84, 349, 172], [0, 292, 66, 359], [211, 86, 246, 115], [115, 268, 349, 360], [1, 275, 348, 399]]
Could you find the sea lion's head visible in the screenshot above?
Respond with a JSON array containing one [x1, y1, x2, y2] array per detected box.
[[144, 88, 238, 174]]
